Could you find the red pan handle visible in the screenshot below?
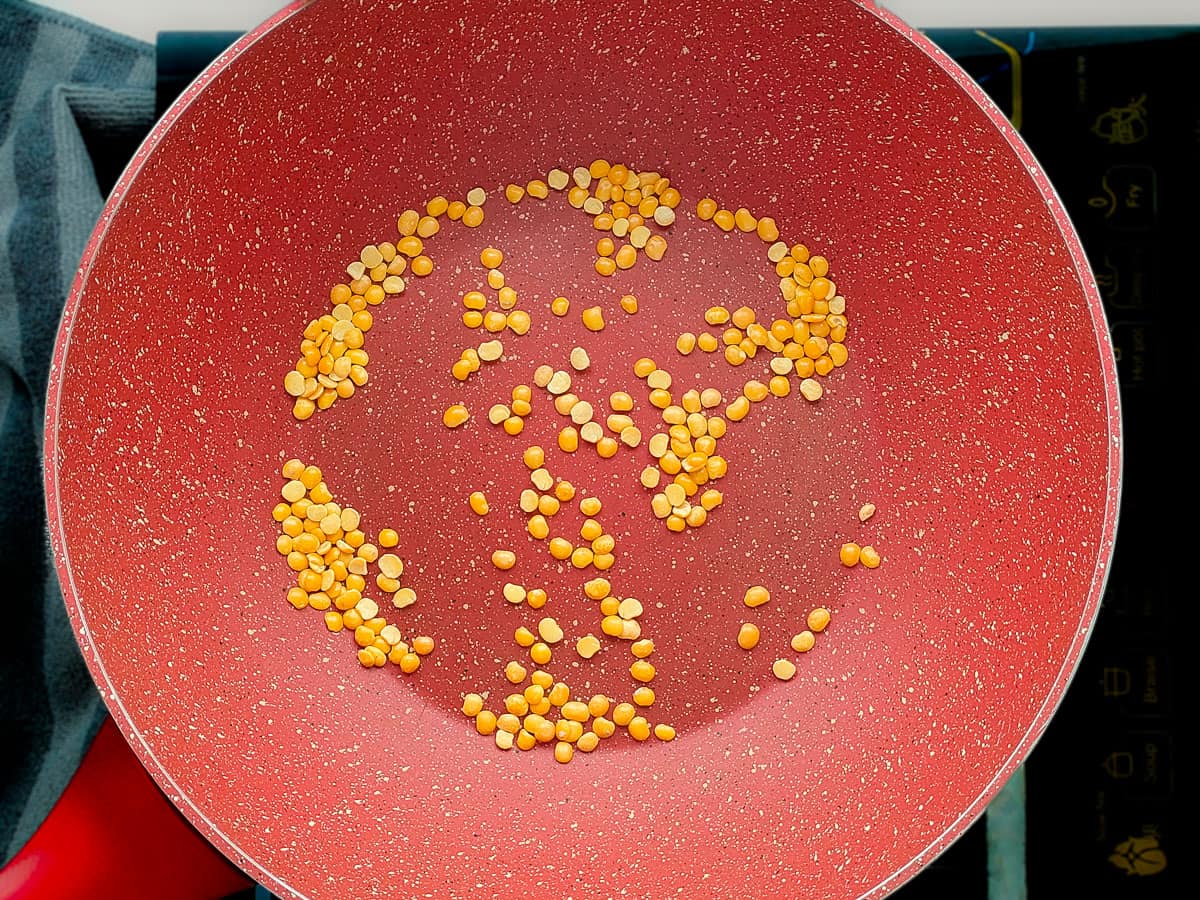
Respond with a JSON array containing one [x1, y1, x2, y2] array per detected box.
[[0, 717, 253, 900]]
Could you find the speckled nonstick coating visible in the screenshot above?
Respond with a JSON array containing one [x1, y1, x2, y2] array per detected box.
[[44, 1, 1120, 897]]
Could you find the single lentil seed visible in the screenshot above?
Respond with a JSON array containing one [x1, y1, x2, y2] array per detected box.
[[737, 622, 761, 649], [523, 445, 545, 470], [630, 660, 656, 683], [773, 658, 797, 681], [648, 389, 672, 408], [744, 380, 768, 402], [646, 369, 672, 391], [570, 401, 594, 425], [615, 244, 638, 269], [734, 207, 757, 232], [553, 393, 579, 416], [726, 396, 750, 421], [581, 307, 605, 332], [744, 585, 770, 608], [579, 421, 602, 444], [443, 404, 470, 428], [800, 378, 824, 401], [630, 639, 654, 660], [608, 414, 635, 433], [462, 693, 484, 717], [628, 717, 651, 741], [548, 682, 570, 706], [412, 635, 434, 655], [618, 597, 644, 620], [506, 310, 531, 335], [378, 554, 404, 579], [546, 370, 572, 395], [791, 630, 816, 652], [612, 703, 636, 726], [576, 634, 601, 658]]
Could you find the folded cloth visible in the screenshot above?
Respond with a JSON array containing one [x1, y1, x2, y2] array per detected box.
[[0, 0, 154, 866]]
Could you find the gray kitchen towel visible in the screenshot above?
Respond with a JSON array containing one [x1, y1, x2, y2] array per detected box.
[[0, 0, 154, 865]]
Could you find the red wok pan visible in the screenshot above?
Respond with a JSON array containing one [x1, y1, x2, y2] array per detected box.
[[44, 0, 1121, 897]]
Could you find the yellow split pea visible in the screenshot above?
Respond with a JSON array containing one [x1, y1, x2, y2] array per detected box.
[[743, 585, 770, 608], [737, 623, 760, 650]]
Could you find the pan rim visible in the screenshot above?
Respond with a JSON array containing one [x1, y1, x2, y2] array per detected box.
[[43, 3, 315, 897], [850, 6, 1122, 896]]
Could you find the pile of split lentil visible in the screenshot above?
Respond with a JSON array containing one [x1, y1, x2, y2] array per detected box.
[[272, 159, 881, 762], [272, 459, 433, 671]]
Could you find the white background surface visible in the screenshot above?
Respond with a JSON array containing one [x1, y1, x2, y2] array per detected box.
[[37, 0, 1200, 44]]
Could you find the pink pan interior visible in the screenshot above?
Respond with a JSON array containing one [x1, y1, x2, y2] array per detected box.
[[45, 1, 1120, 897]]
